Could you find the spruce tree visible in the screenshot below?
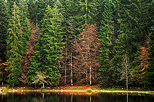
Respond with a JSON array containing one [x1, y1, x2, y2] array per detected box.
[[18, 0, 31, 50], [111, 0, 139, 86], [18, 0, 31, 85], [27, 0, 48, 27], [61, 0, 80, 85], [28, 5, 63, 86], [18, 0, 29, 24], [0, 0, 8, 86], [98, 0, 114, 87], [27, 0, 39, 26], [65, 0, 98, 33], [146, 0, 154, 88], [6, 2, 23, 87], [0, 0, 8, 63]]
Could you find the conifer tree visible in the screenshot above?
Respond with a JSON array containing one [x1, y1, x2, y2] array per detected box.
[[6, 2, 23, 87], [18, 0, 31, 85], [60, 0, 80, 85], [28, 4, 63, 86], [131, 45, 150, 87], [111, 0, 138, 86], [76, 0, 98, 31], [0, 0, 8, 63], [27, 0, 48, 27], [146, 0, 154, 88], [18, 0, 31, 50], [18, 0, 29, 24], [0, 0, 8, 86], [98, 0, 114, 87], [27, 0, 39, 26]]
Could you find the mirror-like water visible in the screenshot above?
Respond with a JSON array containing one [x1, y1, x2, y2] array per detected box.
[[0, 92, 154, 102]]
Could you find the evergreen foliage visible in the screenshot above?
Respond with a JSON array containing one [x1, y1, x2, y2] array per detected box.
[[0, 0, 153, 88], [146, 0, 154, 88], [28, 5, 63, 86], [6, 2, 23, 87], [98, 0, 114, 87], [0, 0, 8, 63]]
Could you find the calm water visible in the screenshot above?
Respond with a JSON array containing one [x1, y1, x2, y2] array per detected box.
[[0, 92, 154, 102]]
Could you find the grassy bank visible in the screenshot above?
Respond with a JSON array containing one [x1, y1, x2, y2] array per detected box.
[[1, 86, 154, 95]]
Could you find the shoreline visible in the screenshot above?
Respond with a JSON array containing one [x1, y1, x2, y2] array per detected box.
[[1, 87, 154, 95]]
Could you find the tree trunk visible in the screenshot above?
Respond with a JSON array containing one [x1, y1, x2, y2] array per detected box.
[[85, 0, 88, 25], [125, 55, 128, 90], [90, 65, 92, 85], [71, 52, 73, 86], [65, 38, 67, 85], [43, 83, 44, 88]]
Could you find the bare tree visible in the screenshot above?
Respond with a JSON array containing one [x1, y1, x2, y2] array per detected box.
[[73, 24, 100, 85], [121, 54, 130, 90]]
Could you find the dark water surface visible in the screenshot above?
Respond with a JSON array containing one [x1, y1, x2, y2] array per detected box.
[[0, 92, 154, 102]]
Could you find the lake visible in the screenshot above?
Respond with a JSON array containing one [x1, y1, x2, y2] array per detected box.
[[0, 92, 154, 102]]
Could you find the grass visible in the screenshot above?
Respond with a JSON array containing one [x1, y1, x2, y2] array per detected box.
[[0, 86, 154, 95]]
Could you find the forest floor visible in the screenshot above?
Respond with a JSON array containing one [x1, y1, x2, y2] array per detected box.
[[1, 85, 154, 95]]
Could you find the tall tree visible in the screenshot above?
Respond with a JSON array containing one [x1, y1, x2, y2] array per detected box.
[[18, 0, 31, 85], [0, 1, 8, 85], [60, 0, 79, 85], [146, 0, 154, 88], [18, 0, 29, 24], [27, 0, 39, 26], [6, 2, 23, 87], [131, 43, 150, 87], [28, 4, 63, 86], [73, 24, 100, 85], [0, 0, 8, 64], [75, 0, 98, 32], [98, 0, 114, 87], [27, 0, 49, 27], [22, 21, 40, 85], [111, 0, 140, 87]]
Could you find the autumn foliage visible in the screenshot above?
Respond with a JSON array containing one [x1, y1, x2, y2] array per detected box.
[[131, 38, 150, 87], [72, 24, 100, 85]]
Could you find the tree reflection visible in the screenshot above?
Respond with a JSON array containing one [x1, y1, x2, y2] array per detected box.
[[1, 92, 154, 102]]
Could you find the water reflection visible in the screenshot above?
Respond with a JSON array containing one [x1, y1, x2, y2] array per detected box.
[[0, 92, 154, 102], [127, 93, 128, 102]]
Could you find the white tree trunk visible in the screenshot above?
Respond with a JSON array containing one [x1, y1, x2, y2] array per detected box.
[[43, 83, 44, 88], [90, 65, 92, 85]]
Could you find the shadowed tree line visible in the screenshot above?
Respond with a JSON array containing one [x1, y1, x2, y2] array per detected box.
[[0, 0, 154, 89]]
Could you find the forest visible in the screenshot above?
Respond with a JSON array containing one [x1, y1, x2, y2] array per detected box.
[[0, 0, 154, 89]]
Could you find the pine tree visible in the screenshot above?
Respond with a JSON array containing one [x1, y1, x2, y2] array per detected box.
[[28, 4, 63, 86], [98, 0, 114, 87], [6, 2, 23, 87]]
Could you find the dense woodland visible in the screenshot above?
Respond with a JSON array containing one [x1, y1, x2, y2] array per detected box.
[[0, 0, 154, 89]]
